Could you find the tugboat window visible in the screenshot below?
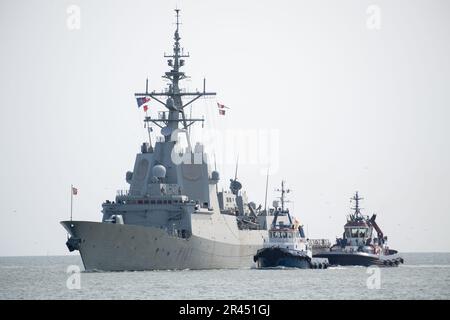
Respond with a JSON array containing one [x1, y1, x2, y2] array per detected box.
[[359, 229, 367, 238]]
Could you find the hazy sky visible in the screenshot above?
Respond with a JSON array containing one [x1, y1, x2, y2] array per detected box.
[[0, 0, 449, 256]]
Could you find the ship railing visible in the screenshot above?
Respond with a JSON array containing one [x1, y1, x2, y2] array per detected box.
[[267, 237, 300, 243], [308, 239, 331, 247], [116, 189, 130, 197]]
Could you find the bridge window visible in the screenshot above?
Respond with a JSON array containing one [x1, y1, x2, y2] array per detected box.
[[349, 228, 368, 238], [358, 228, 368, 238], [345, 229, 351, 238]]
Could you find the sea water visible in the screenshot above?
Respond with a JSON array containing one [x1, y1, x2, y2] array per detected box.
[[0, 253, 449, 299]]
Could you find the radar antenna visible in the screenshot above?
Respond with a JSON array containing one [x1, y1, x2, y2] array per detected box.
[[134, 9, 216, 151]]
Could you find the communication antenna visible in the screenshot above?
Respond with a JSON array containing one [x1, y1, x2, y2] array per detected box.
[[214, 152, 218, 194], [350, 191, 364, 219], [234, 155, 239, 181], [264, 168, 269, 215], [275, 180, 291, 211]]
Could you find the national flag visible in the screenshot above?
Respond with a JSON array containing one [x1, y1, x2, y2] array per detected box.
[[72, 187, 78, 195], [219, 109, 226, 115], [217, 102, 229, 109], [136, 97, 151, 108], [143, 105, 148, 112]]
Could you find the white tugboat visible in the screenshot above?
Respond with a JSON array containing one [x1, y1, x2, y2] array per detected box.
[[253, 181, 329, 269], [314, 192, 404, 267]]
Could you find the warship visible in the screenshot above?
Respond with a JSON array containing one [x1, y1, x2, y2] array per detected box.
[[253, 181, 329, 269], [314, 192, 404, 267], [61, 9, 286, 271]]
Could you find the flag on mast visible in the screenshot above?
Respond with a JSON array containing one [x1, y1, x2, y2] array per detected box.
[[217, 102, 229, 115], [72, 186, 78, 195], [136, 97, 151, 110], [217, 102, 229, 109]]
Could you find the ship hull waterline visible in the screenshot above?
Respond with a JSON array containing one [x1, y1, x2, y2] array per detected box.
[[61, 221, 264, 271], [253, 247, 328, 269], [314, 251, 404, 267]]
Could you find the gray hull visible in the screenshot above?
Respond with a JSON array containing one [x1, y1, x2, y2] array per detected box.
[[62, 221, 265, 271]]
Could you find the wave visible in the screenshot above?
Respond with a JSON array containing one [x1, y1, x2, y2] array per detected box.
[[400, 264, 450, 268]]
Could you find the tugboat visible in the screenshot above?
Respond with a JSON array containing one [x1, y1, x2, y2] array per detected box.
[[314, 192, 404, 267], [253, 181, 329, 269]]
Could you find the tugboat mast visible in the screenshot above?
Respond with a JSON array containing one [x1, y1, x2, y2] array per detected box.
[[350, 191, 364, 220], [134, 9, 216, 150], [276, 180, 291, 212]]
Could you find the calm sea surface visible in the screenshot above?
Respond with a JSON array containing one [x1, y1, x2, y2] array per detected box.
[[0, 253, 449, 299]]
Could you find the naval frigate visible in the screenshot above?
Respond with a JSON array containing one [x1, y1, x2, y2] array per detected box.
[[61, 9, 284, 271]]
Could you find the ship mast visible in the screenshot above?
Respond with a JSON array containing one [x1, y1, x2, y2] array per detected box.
[[135, 9, 216, 150], [276, 180, 291, 212], [350, 191, 364, 220]]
